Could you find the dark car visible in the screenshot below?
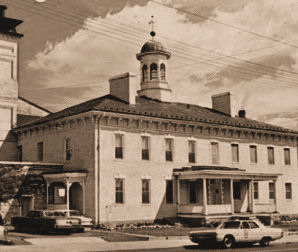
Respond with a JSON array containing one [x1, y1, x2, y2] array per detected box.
[[11, 210, 82, 234]]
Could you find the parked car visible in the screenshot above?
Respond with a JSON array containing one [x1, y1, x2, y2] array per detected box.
[[189, 218, 283, 248], [54, 210, 93, 228], [11, 210, 82, 234]]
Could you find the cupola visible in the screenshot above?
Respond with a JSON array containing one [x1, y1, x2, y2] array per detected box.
[[136, 16, 172, 102]]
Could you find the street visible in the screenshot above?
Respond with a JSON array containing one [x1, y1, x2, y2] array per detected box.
[[100, 242, 298, 252]]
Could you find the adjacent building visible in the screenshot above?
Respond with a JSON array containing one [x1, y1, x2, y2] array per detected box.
[[1, 5, 298, 225]]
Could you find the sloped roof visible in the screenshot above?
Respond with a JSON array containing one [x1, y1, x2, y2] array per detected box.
[[15, 94, 297, 134]]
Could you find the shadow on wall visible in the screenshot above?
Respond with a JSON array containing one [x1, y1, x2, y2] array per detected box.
[[0, 132, 18, 161]]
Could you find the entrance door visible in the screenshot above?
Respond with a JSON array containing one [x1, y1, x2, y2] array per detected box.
[[69, 182, 83, 212], [22, 196, 33, 216], [233, 182, 241, 213]]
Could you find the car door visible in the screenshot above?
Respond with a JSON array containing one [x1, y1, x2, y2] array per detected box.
[[248, 221, 261, 242], [240, 221, 250, 242]]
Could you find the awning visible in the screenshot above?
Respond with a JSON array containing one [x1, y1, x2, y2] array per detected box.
[[173, 166, 281, 181]]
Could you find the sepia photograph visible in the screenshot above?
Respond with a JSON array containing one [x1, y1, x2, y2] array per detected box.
[[0, 0, 298, 251]]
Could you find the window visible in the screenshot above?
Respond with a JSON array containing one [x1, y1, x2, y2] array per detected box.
[[150, 63, 158, 80], [253, 182, 259, 199], [141, 136, 150, 160], [269, 182, 275, 200], [189, 181, 197, 203], [115, 179, 124, 204], [48, 182, 66, 204], [222, 221, 240, 229], [142, 64, 148, 82], [165, 139, 173, 161], [211, 142, 219, 164], [65, 138, 72, 161], [142, 179, 150, 204], [17, 145, 22, 161], [231, 144, 239, 162], [166, 180, 173, 204], [188, 141, 196, 163], [248, 221, 259, 229], [285, 183, 292, 199], [249, 145, 257, 163], [284, 148, 291, 165], [267, 147, 275, 164], [241, 222, 249, 229], [160, 63, 166, 80], [37, 142, 43, 161], [115, 134, 123, 159]]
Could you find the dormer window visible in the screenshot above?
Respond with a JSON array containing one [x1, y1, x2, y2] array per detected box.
[[150, 63, 158, 80], [142, 64, 148, 82], [160, 63, 166, 80]]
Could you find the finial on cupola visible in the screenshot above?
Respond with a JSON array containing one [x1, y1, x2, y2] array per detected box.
[[149, 15, 156, 39]]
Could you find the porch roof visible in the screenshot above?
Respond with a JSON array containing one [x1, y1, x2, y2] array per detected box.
[[173, 166, 281, 181]]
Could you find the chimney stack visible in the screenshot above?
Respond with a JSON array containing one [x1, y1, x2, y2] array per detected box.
[[109, 72, 137, 105], [211, 92, 232, 116], [0, 5, 7, 18]]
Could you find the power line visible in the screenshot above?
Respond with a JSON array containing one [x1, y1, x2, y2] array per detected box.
[[151, 0, 298, 50]]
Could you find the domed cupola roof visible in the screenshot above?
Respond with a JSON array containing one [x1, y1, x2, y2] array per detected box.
[[137, 40, 171, 60]]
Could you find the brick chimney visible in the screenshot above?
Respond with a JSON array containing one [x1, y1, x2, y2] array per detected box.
[[0, 5, 7, 18], [109, 72, 137, 104], [211, 92, 232, 116]]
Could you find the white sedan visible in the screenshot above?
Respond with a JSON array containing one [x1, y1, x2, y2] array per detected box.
[[189, 219, 283, 248]]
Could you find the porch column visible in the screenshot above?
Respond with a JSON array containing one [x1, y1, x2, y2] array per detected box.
[[66, 178, 71, 217], [82, 179, 86, 214], [46, 183, 49, 206], [177, 178, 180, 205], [202, 178, 208, 215], [230, 179, 234, 214], [250, 180, 254, 213], [274, 180, 278, 212]]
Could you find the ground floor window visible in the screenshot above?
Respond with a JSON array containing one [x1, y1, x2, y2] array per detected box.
[[142, 179, 150, 204], [253, 182, 259, 199], [166, 180, 173, 204], [233, 181, 241, 200], [269, 182, 275, 200], [115, 179, 124, 204], [189, 181, 197, 203], [285, 183, 292, 199]]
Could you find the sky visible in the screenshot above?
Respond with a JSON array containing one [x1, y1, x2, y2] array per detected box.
[[2, 0, 298, 130]]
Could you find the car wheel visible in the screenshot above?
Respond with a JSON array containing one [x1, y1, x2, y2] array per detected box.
[[223, 235, 234, 249], [260, 237, 271, 247]]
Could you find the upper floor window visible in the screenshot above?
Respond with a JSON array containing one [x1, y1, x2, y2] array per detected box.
[[115, 134, 123, 159], [253, 182, 259, 199], [65, 138, 72, 161], [115, 178, 124, 204], [284, 148, 291, 165], [267, 147, 275, 165], [142, 64, 148, 82], [188, 141, 196, 163], [165, 138, 173, 161], [211, 142, 219, 164], [231, 144, 239, 163], [141, 136, 150, 160], [285, 183, 292, 199], [150, 63, 158, 80], [269, 182, 275, 200], [160, 63, 166, 80], [249, 145, 257, 163], [166, 180, 173, 204], [17, 145, 22, 162], [37, 142, 43, 161], [142, 179, 150, 204]]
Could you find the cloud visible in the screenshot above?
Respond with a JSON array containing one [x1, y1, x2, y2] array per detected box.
[[24, 0, 298, 130]]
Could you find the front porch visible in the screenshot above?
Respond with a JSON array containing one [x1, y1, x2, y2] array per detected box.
[[174, 166, 281, 220]]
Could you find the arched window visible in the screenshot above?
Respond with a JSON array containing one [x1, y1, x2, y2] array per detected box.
[[150, 63, 158, 80], [142, 64, 148, 82], [160, 63, 166, 80]]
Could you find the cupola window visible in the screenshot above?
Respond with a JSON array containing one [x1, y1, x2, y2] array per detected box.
[[142, 64, 148, 82], [160, 63, 166, 80], [150, 63, 158, 80]]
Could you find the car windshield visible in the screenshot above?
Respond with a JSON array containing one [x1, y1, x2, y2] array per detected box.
[[221, 221, 240, 229], [70, 210, 81, 216]]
